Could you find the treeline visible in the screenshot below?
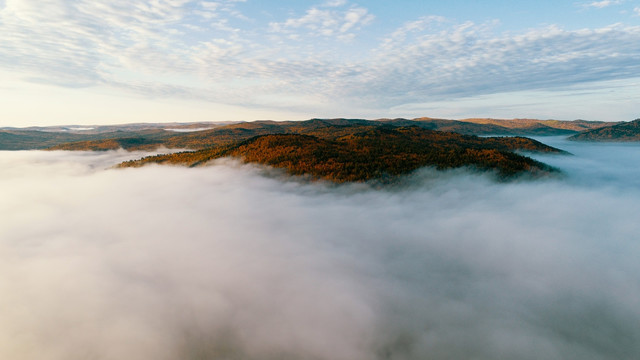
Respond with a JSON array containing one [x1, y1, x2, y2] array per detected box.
[[120, 126, 561, 182], [569, 119, 640, 142], [42, 118, 576, 152]]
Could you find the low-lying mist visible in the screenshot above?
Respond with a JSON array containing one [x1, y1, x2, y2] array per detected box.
[[1, 140, 640, 360]]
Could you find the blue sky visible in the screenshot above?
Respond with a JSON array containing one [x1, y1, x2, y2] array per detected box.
[[1, 0, 639, 126]]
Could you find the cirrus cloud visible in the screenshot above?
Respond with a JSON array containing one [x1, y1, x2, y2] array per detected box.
[[1, 1, 639, 119], [268, 2, 375, 40], [583, 0, 623, 9]]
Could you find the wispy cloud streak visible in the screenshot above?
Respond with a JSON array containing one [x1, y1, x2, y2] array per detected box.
[[583, 0, 623, 8]]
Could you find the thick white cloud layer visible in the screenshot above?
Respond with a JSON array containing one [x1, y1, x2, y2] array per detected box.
[[2, 140, 640, 359]]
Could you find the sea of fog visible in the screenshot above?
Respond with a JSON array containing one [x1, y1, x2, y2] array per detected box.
[[1, 138, 639, 360]]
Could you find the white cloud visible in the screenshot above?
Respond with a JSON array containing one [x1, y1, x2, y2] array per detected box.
[[0, 2, 639, 120], [269, 4, 374, 39], [2, 141, 640, 359], [583, 0, 623, 8], [340, 7, 372, 33], [0, 0, 249, 87], [583, 0, 624, 9], [0, 0, 189, 85], [107, 19, 640, 117], [380, 15, 448, 50], [634, 6, 640, 15], [342, 22, 640, 109], [323, 0, 348, 7]]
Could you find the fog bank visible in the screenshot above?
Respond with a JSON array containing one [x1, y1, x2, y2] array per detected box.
[[1, 143, 640, 360]]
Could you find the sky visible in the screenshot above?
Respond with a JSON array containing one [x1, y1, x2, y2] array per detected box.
[[1, 0, 640, 127]]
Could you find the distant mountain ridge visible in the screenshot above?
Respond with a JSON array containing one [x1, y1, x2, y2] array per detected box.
[[459, 118, 616, 132], [0, 117, 615, 151], [568, 119, 640, 141]]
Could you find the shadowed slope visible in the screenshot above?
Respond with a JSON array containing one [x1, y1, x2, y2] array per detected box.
[[569, 119, 640, 142]]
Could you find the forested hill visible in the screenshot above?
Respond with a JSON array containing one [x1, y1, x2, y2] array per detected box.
[[119, 126, 564, 183], [1, 117, 613, 151], [568, 119, 640, 141], [47, 118, 610, 151]]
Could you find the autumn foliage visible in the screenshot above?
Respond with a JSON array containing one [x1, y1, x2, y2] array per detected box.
[[120, 126, 561, 182]]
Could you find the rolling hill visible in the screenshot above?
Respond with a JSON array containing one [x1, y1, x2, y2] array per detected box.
[[119, 126, 565, 183], [1, 117, 614, 151], [460, 118, 616, 133], [568, 119, 640, 141]]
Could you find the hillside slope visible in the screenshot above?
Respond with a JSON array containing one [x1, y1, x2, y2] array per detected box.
[[120, 127, 564, 182], [568, 119, 640, 141], [461, 118, 615, 133]]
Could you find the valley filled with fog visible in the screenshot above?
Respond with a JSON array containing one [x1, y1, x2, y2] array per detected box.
[[1, 138, 639, 360]]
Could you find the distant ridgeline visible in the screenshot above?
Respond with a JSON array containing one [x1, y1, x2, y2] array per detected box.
[[0, 117, 615, 151], [3, 117, 610, 182], [569, 119, 640, 142]]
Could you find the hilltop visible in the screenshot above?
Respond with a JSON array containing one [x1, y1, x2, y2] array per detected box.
[[120, 126, 564, 183], [568, 119, 640, 142]]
